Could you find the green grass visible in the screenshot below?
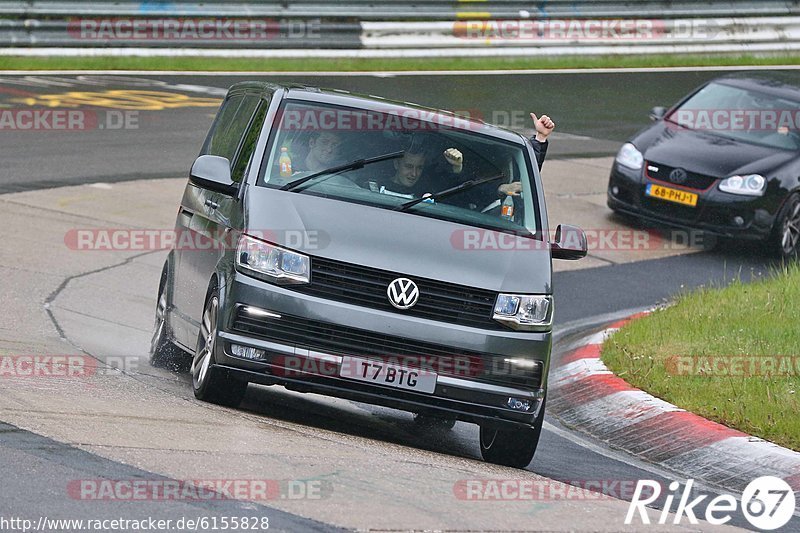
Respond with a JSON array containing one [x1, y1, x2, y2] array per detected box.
[[1, 53, 800, 72], [602, 264, 800, 451]]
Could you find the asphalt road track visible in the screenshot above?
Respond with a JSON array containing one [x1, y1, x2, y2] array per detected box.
[[0, 71, 797, 531], [3, 69, 798, 192]]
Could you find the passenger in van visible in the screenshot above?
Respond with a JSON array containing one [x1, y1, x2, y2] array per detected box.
[[498, 113, 554, 196]]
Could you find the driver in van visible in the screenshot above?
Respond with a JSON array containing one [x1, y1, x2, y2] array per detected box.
[[301, 131, 344, 172], [371, 142, 463, 198]]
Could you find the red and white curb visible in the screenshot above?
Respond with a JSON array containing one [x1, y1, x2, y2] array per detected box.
[[549, 312, 800, 494]]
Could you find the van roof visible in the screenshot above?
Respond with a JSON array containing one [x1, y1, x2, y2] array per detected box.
[[226, 81, 528, 144]]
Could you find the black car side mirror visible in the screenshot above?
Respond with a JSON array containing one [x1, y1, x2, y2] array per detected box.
[[649, 106, 667, 121], [551, 224, 588, 261], [190, 155, 238, 196]]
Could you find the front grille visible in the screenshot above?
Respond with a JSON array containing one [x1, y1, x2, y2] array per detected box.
[[231, 307, 541, 388], [646, 161, 718, 190], [288, 255, 500, 330]]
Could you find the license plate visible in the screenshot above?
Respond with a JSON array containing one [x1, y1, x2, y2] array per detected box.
[[646, 183, 698, 207], [339, 356, 437, 394]]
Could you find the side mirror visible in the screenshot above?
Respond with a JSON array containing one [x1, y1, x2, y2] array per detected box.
[[551, 224, 588, 261], [649, 106, 667, 121], [190, 155, 238, 196]]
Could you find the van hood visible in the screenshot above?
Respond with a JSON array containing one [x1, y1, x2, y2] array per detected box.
[[245, 187, 552, 294]]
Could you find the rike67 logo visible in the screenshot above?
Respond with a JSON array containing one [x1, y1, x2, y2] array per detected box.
[[626, 477, 796, 530]]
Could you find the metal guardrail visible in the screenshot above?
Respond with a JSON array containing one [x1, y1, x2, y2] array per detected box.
[[362, 17, 800, 49], [0, 1, 797, 20], [1, 1, 799, 54]]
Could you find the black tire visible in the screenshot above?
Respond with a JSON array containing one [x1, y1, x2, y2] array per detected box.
[[413, 413, 456, 431], [191, 287, 248, 407], [479, 399, 545, 469], [149, 264, 182, 369], [769, 193, 800, 261]]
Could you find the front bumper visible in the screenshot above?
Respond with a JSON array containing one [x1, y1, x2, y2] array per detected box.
[[607, 162, 778, 241], [213, 271, 550, 430]]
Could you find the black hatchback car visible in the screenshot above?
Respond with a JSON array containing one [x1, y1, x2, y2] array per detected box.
[[607, 74, 800, 259], [150, 82, 586, 468]]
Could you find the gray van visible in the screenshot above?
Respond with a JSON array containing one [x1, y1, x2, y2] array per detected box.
[[150, 82, 587, 468]]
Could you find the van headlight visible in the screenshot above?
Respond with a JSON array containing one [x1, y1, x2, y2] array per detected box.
[[616, 143, 644, 170], [493, 294, 552, 330], [718, 174, 766, 196], [236, 234, 310, 284]]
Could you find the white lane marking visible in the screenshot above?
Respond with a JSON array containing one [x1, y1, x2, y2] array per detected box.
[[551, 357, 612, 388], [661, 437, 800, 498], [557, 390, 684, 432], [581, 328, 619, 346], [541, 420, 748, 500], [88, 183, 113, 189]]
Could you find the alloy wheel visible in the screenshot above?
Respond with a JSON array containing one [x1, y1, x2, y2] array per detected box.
[[192, 295, 218, 390]]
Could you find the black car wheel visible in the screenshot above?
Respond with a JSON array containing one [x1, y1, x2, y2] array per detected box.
[[191, 289, 248, 407], [479, 399, 544, 468], [149, 265, 182, 369], [770, 193, 800, 260]]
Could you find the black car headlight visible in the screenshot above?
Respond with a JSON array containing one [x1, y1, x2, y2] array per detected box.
[[236, 234, 310, 284], [718, 174, 766, 197], [616, 143, 644, 170], [493, 294, 552, 330]]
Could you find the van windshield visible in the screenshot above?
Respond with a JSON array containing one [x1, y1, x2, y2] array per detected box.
[[258, 101, 541, 237]]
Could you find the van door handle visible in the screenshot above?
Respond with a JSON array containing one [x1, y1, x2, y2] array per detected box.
[[205, 199, 219, 210]]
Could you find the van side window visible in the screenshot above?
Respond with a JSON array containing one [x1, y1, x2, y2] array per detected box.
[[201, 95, 260, 170], [230, 98, 270, 183]]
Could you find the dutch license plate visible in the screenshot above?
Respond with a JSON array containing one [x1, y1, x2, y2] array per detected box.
[[339, 356, 437, 394], [646, 183, 698, 207]]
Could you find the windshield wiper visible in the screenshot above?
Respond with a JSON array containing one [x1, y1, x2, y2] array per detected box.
[[280, 150, 405, 192], [395, 172, 506, 211]]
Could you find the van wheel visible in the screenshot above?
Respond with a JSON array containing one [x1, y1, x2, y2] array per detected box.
[[769, 193, 800, 260], [149, 265, 181, 369], [479, 400, 545, 468], [191, 290, 248, 407]]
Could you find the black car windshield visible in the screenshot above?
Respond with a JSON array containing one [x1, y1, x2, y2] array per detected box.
[[666, 81, 800, 150], [258, 101, 540, 237]]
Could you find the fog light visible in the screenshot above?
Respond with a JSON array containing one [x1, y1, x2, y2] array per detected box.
[[733, 216, 745, 227], [611, 186, 619, 195], [506, 397, 533, 412], [230, 344, 266, 361]]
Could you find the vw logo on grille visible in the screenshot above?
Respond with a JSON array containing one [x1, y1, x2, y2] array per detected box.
[[669, 168, 688, 184], [387, 278, 420, 310]]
